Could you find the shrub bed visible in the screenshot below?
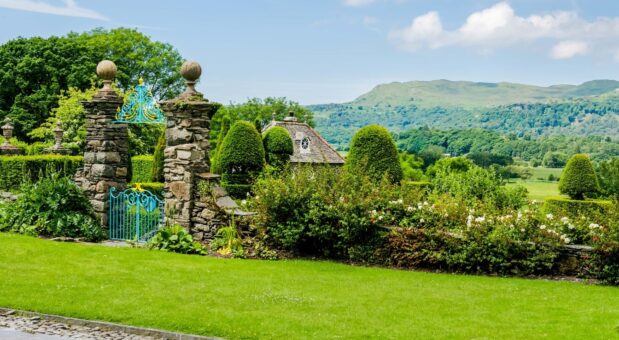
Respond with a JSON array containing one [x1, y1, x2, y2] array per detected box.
[[0, 175, 103, 241], [0, 155, 83, 191]]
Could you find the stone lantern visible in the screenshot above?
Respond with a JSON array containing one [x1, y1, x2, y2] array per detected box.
[[0, 117, 24, 155], [44, 119, 71, 155]]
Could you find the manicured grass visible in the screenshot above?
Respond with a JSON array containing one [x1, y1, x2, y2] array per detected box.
[[508, 180, 561, 201], [1, 233, 618, 339], [530, 166, 563, 180]]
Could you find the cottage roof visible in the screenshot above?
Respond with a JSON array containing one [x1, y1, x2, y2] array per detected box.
[[263, 115, 345, 165]]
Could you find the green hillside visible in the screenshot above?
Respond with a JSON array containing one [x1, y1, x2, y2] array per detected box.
[[308, 80, 619, 150], [350, 79, 619, 109]]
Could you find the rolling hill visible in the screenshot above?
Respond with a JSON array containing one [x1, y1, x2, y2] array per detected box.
[[308, 79, 619, 150]]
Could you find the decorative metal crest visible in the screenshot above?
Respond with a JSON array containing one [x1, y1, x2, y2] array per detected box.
[[114, 78, 165, 124]]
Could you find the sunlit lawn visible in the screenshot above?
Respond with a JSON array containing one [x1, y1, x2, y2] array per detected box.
[[1, 233, 618, 339]]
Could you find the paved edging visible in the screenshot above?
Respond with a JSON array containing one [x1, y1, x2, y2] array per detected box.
[[0, 308, 221, 340]]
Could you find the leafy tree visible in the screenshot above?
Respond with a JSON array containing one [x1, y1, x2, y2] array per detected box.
[[263, 126, 293, 169], [399, 152, 424, 181], [543, 151, 568, 168], [596, 157, 619, 197], [427, 157, 473, 177], [211, 97, 313, 151], [418, 145, 445, 170], [468, 152, 513, 168], [0, 28, 183, 141], [29, 86, 97, 148], [346, 125, 402, 183], [151, 131, 166, 182], [559, 154, 599, 200]]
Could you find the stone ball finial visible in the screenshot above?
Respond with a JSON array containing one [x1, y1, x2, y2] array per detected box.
[[180, 60, 202, 82], [96, 60, 117, 81]]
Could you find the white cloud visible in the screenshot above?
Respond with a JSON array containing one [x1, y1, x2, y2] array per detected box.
[[343, 0, 376, 7], [389, 1, 619, 60], [550, 41, 588, 59], [0, 0, 108, 20]]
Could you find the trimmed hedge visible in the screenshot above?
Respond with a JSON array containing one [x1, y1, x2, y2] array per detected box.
[[346, 125, 403, 183], [543, 196, 612, 220], [130, 182, 164, 197], [263, 126, 293, 168], [131, 155, 154, 183], [0, 155, 83, 191], [219, 121, 265, 197], [151, 132, 165, 182], [559, 154, 599, 200]]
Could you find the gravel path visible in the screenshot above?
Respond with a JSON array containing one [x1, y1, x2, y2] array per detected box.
[[0, 312, 161, 339]]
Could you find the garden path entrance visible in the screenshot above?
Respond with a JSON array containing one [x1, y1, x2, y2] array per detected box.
[[108, 77, 166, 242]]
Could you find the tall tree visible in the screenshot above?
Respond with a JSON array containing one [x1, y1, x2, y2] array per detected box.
[[0, 28, 184, 141]]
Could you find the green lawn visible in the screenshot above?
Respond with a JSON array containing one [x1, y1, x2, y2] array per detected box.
[[1, 234, 618, 339], [508, 180, 561, 201]]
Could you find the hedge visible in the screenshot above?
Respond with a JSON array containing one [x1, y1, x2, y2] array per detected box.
[[543, 196, 612, 220], [402, 181, 432, 193], [131, 155, 154, 183], [0, 155, 83, 191], [130, 182, 164, 197]]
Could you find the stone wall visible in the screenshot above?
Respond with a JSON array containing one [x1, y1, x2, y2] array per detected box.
[[74, 89, 129, 228], [160, 99, 219, 231]]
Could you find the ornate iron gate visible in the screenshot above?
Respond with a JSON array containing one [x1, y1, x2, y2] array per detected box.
[[108, 187, 164, 242]]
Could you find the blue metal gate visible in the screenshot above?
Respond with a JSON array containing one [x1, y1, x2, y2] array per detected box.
[[108, 187, 164, 242]]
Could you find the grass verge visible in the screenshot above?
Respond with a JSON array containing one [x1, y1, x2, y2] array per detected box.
[[1, 233, 618, 339]]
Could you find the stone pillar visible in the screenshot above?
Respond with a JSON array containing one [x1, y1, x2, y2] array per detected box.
[[74, 60, 129, 228], [160, 61, 218, 230]]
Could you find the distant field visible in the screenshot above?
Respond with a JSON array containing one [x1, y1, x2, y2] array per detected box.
[[507, 167, 563, 201]]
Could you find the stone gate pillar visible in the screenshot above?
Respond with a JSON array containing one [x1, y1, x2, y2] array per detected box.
[[160, 61, 218, 229], [75, 60, 129, 228]]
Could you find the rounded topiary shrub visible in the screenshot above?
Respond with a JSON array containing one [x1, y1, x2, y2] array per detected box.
[[263, 127, 293, 168], [218, 121, 265, 196], [346, 125, 403, 183], [559, 154, 599, 200]]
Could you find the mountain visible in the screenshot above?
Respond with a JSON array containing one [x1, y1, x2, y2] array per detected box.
[[308, 80, 619, 150]]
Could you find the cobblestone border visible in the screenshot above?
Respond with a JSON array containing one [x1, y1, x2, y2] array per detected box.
[[0, 308, 221, 340]]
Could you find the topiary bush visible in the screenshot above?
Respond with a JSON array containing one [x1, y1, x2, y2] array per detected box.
[[346, 125, 402, 183], [0, 155, 83, 191], [151, 131, 165, 182], [130, 155, 154, 183], [263, 126, 293, 169], [210, 115, 230, 174], [559, 154, 599, 200], [218, 121, 265, 197], [0, 175, 104, 241]]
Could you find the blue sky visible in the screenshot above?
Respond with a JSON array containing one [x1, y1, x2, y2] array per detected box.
[[1, 0, 619, 104]]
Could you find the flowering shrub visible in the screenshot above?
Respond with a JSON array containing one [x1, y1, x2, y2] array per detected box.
[[586, 205, 619, 285], [251, 165, 422, 260]]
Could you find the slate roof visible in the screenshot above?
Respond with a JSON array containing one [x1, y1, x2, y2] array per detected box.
[[262, 115, 345, 165]]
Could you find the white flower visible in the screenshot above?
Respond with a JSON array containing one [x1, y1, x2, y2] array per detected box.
[[370, 210, 377, 216], [378, 215, 384, 221], [407, 206, 415, 212], [397, 199, 403, 204], [339, 196, 345, 202], [540, 225, 547, 230], [520, 228, 525, 232], [423, 201, 429, 206], [560, 217, 569, 224], [589, 223, 601, 229], [546, 213, 554, 220], [417, 203, 423, 209], [420, 218, 425, 223], [517, 212, 523, 220], [475, 216, 486, 223], [567, 224, 575, 230], [241, 200, 247, 206]]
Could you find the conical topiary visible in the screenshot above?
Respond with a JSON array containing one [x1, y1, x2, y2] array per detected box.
[[559, 154, 599, 200]]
